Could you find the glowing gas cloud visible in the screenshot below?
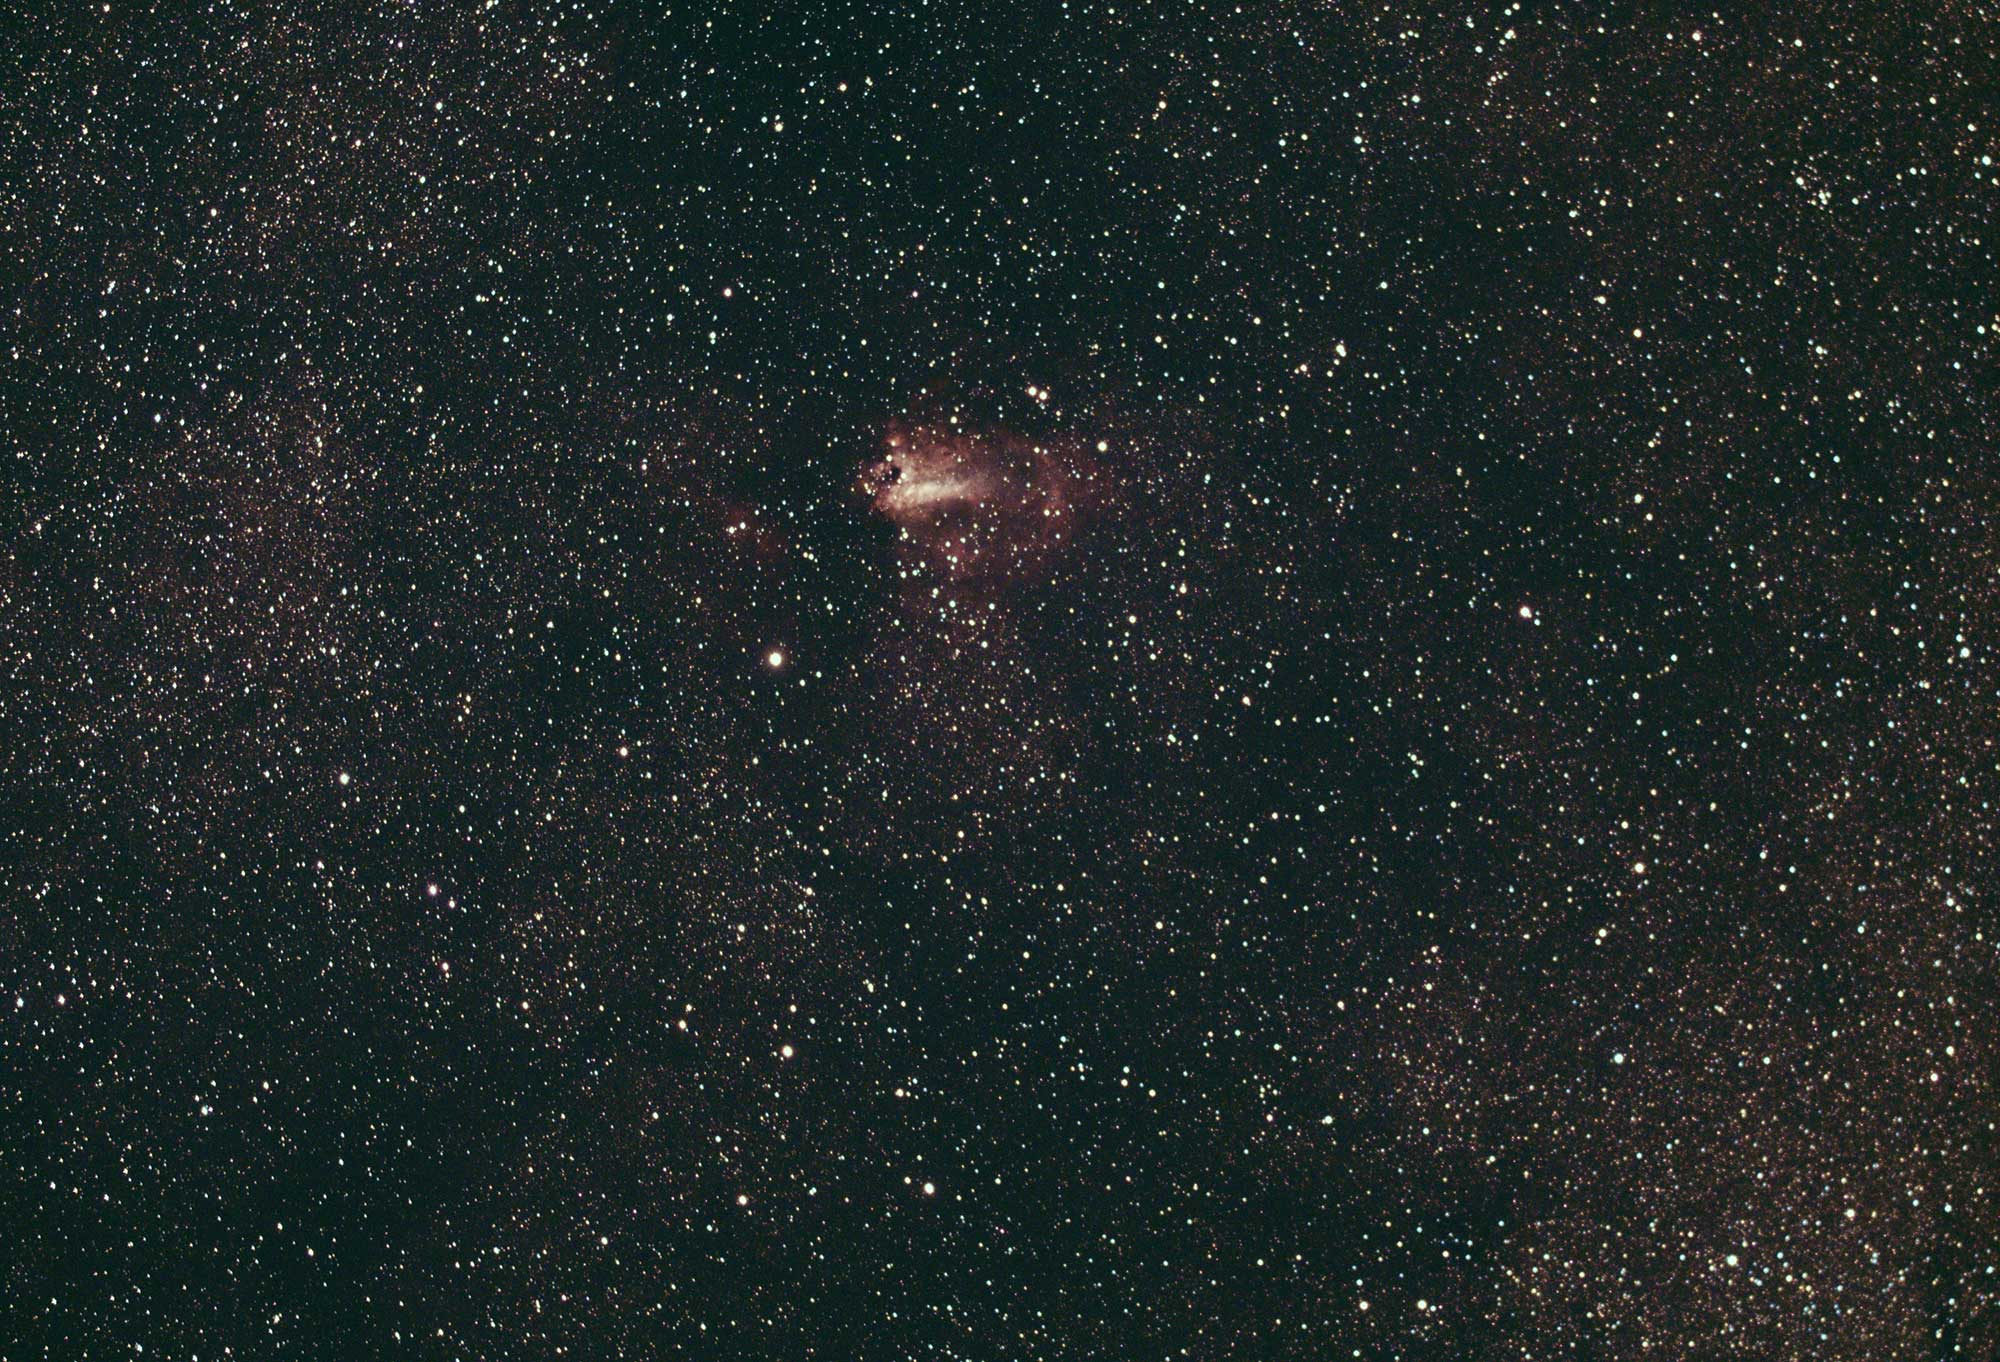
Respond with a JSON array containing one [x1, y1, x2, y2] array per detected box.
[[860, 418, 1099, 582]]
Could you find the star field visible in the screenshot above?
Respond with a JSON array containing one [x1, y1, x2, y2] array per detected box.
[[4, 2, 1999, 1359]]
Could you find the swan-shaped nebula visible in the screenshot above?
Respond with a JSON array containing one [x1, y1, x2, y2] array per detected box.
[[861, 418, 1098, 582]]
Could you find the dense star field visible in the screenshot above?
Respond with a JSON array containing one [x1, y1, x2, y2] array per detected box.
[[4, 2, 1998, 1358]]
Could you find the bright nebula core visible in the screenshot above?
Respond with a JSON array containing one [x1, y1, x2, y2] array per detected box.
[[861, 419, 1097, 582]]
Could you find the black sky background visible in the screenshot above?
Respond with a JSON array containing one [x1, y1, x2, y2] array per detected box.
[[4, 2, 1998, 1358]]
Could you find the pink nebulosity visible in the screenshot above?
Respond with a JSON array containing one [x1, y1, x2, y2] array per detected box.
[[861, 418, 1097, 582]]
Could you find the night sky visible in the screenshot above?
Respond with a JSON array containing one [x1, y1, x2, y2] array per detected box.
[[4, 3, 1998, 1358]]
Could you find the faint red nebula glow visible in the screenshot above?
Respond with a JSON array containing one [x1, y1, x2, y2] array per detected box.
[[860, 418, 1099, 582]]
